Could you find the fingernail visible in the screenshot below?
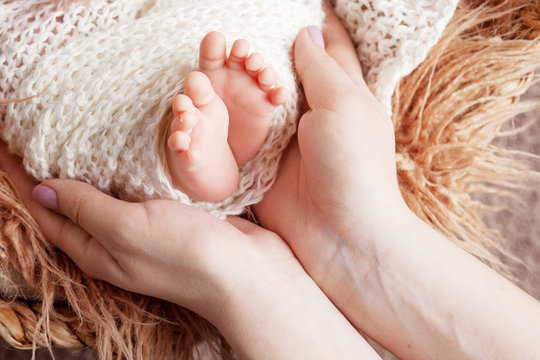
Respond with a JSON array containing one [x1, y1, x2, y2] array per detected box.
[[308, 26, 325, 48], [32, 184, 58, 211]]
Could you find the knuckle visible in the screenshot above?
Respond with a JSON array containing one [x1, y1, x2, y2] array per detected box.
[[69, 194, 84, 226], [70, 192, 95, 228]]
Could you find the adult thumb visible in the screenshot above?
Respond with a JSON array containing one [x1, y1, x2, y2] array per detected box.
[[294, 26, 355, 110]]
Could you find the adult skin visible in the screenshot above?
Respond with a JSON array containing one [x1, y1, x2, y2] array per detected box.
[[254, 5, 540, 360], [0, 145, 379, 360], [1, 4, 539, 360], [0, 9, 380, 360]]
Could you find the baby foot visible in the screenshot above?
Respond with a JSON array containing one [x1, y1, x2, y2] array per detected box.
[[166, 32, 286, 202], [198, 31, 287, 166], [166, 71, 239, 202]]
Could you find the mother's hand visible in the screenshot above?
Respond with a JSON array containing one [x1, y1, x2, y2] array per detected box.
[[33, 181, 293, 316], [0, 141, 380, 360], [0, 140, 292, 320], [254, 4, 407, 299]]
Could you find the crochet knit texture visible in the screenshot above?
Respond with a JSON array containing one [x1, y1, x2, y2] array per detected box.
[[0, 0, 458, 217]]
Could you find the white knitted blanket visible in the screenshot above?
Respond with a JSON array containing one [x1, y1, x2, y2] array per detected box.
[[0, 0, 458, 217]]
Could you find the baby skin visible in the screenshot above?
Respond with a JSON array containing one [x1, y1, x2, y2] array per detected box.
[[166, 32, 287, 202]]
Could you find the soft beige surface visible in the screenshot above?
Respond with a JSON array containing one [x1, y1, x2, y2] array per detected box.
[[485, 75, 540, 300]]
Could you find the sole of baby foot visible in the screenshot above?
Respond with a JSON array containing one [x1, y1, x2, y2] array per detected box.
[[167, 71, 239, 202], [198, 31, 287, 166]]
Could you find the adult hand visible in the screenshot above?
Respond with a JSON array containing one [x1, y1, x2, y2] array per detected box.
[[254, 2, 407, 304], [0, 140, 288, 318], [256, 6, 540, 360], [0, 141, 380, 360]]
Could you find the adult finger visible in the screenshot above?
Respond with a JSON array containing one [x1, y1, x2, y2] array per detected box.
[[35, 179, 137, 241], [0, 144, 112, 278], [31, 180, 134, 280], [322, 1, 365, 86], [294, 26, 357, 110], [0, 143, 117, 279]]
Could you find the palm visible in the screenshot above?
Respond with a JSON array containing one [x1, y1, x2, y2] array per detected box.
[[253, 106, 385, 280], [254, 58, 400, 291]]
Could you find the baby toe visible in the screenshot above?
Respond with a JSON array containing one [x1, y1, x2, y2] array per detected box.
[[168, 131, 191, 152], [184, 71, 216, 108], [172, 94, 195, 115], [227, 39, 250, 70], [245, 52, 264, 77], [199, 31, 227, 71], [257, 67, 277, 92], [268, 86, 287, 106]]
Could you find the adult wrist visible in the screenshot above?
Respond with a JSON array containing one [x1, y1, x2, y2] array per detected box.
[[319, 204, 540, 360], [330, 195, 417, 271], [212, 258, 381, 360], [314, 200, 422, 327]]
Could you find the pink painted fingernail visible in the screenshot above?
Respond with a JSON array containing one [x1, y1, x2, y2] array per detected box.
[[308, 26, 325, 48], [32, 184, 58, 211]]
